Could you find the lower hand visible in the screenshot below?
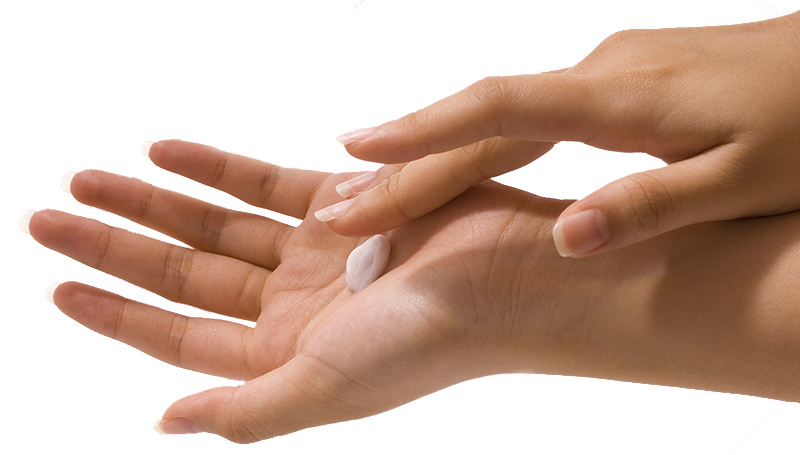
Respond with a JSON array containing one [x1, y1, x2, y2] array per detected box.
[[27, 140, 800, 442], [27, 140, 558, 442]]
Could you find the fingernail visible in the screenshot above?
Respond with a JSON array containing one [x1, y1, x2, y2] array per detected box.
[[142, 141, 154, 157], [45, 282, 60, 304], [153, 418, 203, 435], [337, 127, 378, 146], [552, 208, 610, 257], [314, 198, 355, 222], [335, 171, 377, 198], [20, 209, 36, 235], [61, 171, 76, 193]]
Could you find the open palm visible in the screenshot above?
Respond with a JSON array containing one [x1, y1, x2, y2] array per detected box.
[[29, 140, 553, 442]]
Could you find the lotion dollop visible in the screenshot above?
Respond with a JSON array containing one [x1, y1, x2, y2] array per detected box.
[[346, 234, 391, 292]]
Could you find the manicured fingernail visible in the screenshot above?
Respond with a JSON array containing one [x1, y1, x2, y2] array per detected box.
[[552, 208, 610, 257], [335, 171, 377, 198], [142, 141, 154, 157], [20, 209, 35, 235], [153, 419, 203, 435], [45, 282, 60, 304], [314, 198, 356, 222], [61, 171, 76, 193], [337, 127, 378, 146]]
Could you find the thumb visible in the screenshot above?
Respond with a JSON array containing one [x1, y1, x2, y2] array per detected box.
[[552, 154, 744, 258], [154, 356, 392, 443], [155, 358, 346, 443], [320, 138, 554, 237]]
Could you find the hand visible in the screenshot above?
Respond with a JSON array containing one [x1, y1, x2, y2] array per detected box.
[[326, 11, 800, 258], [27, 140, 800, 443], [26, 140, 561, 442]]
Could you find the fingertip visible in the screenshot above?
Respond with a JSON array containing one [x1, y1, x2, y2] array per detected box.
[[143, 140, 181, 163], [336, 127, 378, 146], [20, 209, 36, 236], [61, 171, 77, 193], [552, 208, 610, 258], [45, 282, 60, 304], [142, 141, 154, 158], [552, 218, 571, 257], [314, 198, 356, 223], [335, 171, 377, 198], [153, 418, 204, 435]]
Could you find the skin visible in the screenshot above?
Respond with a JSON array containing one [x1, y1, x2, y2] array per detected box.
[[27, 140, 800, 443], [329, 11, 800, 257]]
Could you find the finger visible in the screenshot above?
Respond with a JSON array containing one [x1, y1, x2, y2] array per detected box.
[[322, 138, 555, 236], [67, 169, 289, 270], [157, 355, 379, 442], [145, 140, 329, 219], [29, 210, 265, 321], [338, 73, 604, 164], [51, 282, 255, 380], [551, 144, 760, 257]]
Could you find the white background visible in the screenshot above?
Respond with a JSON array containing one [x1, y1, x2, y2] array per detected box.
[[4, 0, 800, 453]]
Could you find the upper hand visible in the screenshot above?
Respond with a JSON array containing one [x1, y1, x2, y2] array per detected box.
[[327, 11, 800, 257]]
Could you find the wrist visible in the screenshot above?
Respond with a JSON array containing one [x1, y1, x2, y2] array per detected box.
[[498, 205, 800, 401]]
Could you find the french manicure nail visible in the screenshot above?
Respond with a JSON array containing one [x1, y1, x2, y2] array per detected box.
[[552, 208, 610, 258], [45, 282, 60, 304], [61, 171, 76, 193], [314, 198, 356, 222], [153, 418, 203, 435], [335, 171, 377, 198], [336, 127, 378, 146], [20, 209, 35, 235], [142, 141, 154, 157]]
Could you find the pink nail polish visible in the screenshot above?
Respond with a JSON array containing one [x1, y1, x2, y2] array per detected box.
[[336, 127, 378, 146], [552, 208, 610, 257], [335, 171, 377, 198], [314, 198, 356, 222]]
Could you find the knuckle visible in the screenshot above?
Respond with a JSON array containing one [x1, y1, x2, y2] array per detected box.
[[602, 29, 638, 48], [167, 314, 189, 366], [616, 173, 681, 236], [593, 29, 653, 60], [469, 137, 514, 177], [454, 141, 493, 185], [91, 225, 114, 270], [163, 245, 194, 302], [258, 165, 280, 207], [200, 204, 228, 251], [110, 296, 127, 341], [209, 153, 230, 186], [398, 109, 434, 156], [228, 420, 262, 444], [224, 389, 271, 443], [376, 173, 417, 224], [468, 76, 516, 136], [471, 76, 512, 106], [135, 184, 157, 222]]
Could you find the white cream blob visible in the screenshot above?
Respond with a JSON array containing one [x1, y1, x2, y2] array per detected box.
[[346, 234, 391, 293]]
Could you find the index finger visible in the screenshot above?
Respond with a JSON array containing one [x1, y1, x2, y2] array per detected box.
[[340, 72, 605, 164], [147, 140, 330, 220]]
